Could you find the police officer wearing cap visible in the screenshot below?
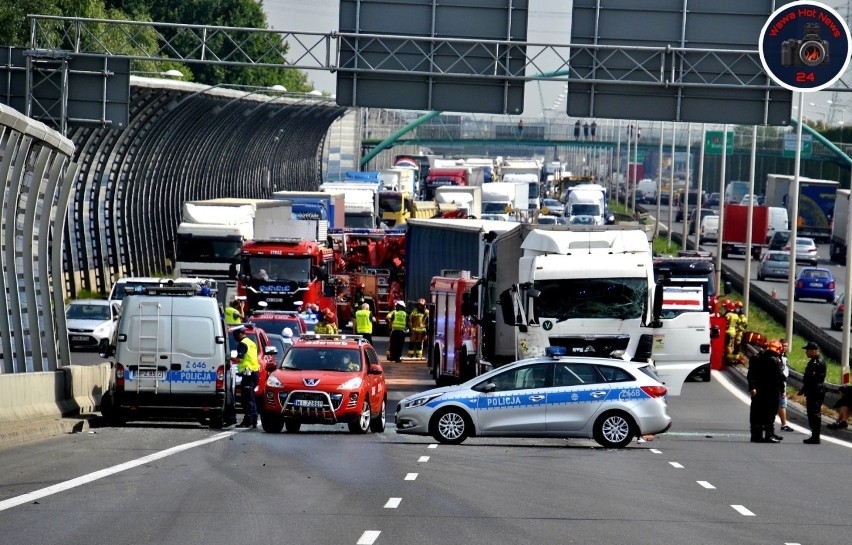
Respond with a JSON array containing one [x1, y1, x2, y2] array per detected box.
[[232, 326, 259, 428], [747, 339, 786, 443], [798, 341, 827, 444]]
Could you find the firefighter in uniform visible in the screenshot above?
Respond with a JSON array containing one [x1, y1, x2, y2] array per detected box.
[[386, 301, 408, 362], [747, 339, 786, 443], [734, 301, 748, 363], [407, 298, 429, 358], [354, 302, 375, 345], [232, 326, 260, 428], [722, 299, 740, 364], [224, 299, 244, 325], [314, 308, 338, 334]]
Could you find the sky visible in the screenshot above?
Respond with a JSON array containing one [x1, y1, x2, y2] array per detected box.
[[263, 0, 851, 123]]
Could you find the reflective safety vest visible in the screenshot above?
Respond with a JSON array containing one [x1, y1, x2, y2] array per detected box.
[[409, 309, 427, 332], [726, 313, 739, 335], [314, 321, 338, 334], [390, 310, 408, 331], [224, 306, 242, 325], [355, 309, 373, 334], [237, 336, 259, 374]]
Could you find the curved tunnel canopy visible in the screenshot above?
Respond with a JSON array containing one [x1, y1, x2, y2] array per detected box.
[[65, 78, 348, 297]]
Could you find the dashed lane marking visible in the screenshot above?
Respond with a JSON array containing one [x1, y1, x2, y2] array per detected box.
[[697, 481, 716, 489], [357, 530, 381, 544], [405, 473, 418, 481], [731, 505, 756, 516], [384, 498, 402, 509], [418, 455, 430, 463], [669, 462, 684, 468]]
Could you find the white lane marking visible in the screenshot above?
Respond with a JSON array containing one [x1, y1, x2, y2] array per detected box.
[[418, 456, 430, 462], [428, 444, 437, 449], [713, 370, 852, 449], [669, 462, 684, 468], [732, 504, 756, 516], [697, 481, 716, 489], [384, 497, 402, 509], [649, 448, 662, 454], [786, 543, 803, 545], [0, 431, 237, 512], [404, 473, 418, 481], [357, 531, 381, 544]]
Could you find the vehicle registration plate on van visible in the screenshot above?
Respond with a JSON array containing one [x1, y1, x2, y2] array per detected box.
[[138, 370, 164, 378], [294, 399, 323, 408]]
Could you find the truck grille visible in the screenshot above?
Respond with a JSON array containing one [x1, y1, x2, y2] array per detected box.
[[548, 335, 630, 358]]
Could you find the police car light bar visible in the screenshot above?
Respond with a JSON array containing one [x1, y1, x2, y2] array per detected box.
[[545, 346, 567, 358]]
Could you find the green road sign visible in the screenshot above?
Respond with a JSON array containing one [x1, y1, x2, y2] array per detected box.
[[782, 133, 812, 158], [704, 131, 734, 155]]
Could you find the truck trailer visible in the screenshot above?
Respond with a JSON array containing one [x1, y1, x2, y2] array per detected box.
[[830, 188, 850, 264], [764, 174, 838, 242]]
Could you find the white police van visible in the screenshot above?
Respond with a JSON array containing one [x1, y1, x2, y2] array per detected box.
[[100, 282, 234, 428]]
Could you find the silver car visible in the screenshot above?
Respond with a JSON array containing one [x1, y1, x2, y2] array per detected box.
[[757, 250, 791, 281], [395, 349, 671, 448]]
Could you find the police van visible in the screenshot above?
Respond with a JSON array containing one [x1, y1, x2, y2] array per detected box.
[[99, 282, 234, 428]]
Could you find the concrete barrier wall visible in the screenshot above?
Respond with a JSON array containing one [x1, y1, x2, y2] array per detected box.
[[0, 364, 109, 423]]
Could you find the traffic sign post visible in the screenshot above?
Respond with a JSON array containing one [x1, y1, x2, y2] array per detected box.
[[782, 133, 812, 158]]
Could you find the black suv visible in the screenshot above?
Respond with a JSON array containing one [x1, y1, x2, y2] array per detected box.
[[768, 230, 791, 252]]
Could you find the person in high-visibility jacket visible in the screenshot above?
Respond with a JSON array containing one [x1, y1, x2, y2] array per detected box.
[[314, 308, 338, 334], [407, 298, 429, 358], [232, 326, 259, 428], [386, 301, 408, 362], [224, 299, 244, 325], [354, 303, 375, 345], [723, 299, 740, 363]]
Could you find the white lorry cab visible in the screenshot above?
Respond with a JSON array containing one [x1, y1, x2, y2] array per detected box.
[[99, 283, 234, 428], [494, 226, 709, 395]]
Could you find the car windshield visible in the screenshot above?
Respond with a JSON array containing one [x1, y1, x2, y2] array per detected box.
[[251, 317, 302, 337], [244, 256, 312, 283], [533, 278, 648, 321], [768, 252, 789, 262], [282, 347, 362, 372], [66, 303, 110, 320], [796, 238, 813, 246]]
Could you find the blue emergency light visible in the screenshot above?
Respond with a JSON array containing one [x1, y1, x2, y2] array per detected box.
[[545, 346, 567, 358]]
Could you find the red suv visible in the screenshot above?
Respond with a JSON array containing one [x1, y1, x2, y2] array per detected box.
[[249, 311, 309, 338], [228, 324, 278, 409], [262, 334, 386, 434]]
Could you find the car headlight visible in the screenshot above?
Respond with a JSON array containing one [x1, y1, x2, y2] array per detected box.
[[266, 374, 283, 388], [403, 393, 443, 409], [93, 323, 113, 338], [338, 377, 363, 390]]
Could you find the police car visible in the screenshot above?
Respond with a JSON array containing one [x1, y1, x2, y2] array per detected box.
[[395, 347, 671, 448]]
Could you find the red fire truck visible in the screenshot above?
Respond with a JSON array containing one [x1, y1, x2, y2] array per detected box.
[[235, 238, 336, 313], [328, 228, 406, 330], [427, 271, 482, 386]]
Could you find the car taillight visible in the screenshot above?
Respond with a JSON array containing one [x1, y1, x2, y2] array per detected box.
[[216, 365, 225, 390], [641, 385, 668, 398], [797, 281, 803, 288], [839, 304, 845, 312], [116, 363, 125, 390], [830, 282, 835, 290]]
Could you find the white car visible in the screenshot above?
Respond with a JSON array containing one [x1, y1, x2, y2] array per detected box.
[[395, 348, 672, 448], [65, 299, 117, 351]]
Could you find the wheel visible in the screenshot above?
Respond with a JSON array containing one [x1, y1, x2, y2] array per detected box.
[[284, 420, 301, 433], [593, 411, 635, 448], [430, 407, 471, 445], [348, 400, 371, 433], [99, 391, 126, 426], [209, 413, 224, 429], [722, 251, 728, 259], [794, 295, 800, 302], [370, 398, 387, 432], [831, 319, 841, 331], [262, 413, 284, 433], [757, 272, 764, 281]]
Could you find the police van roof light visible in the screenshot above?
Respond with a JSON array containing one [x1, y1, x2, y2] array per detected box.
[[545, 346, 567, 358]]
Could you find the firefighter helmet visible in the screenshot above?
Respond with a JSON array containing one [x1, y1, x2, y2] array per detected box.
[[767, 339, 783, 353], [734, 300, 744, 310], [722, 298, 735, 312], [418, 298, 426, 306]]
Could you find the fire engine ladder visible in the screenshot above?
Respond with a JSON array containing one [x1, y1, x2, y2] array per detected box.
[[135, 300, 163, 393]]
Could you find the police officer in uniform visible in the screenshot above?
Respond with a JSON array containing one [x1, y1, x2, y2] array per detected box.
[[386, 301, 407, 362], [747, 339, 786, 443], [224, 299, 244, 325], [232, 326, 260, 428], [354, 302, 375, 345], [798, 341, 827, 444], [407, 298, 429, 358]]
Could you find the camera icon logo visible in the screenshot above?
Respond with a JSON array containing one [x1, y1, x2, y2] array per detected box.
[[781, 22, 830, 66]]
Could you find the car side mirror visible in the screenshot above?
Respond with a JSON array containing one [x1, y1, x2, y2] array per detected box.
[[265, 362, 277, 373], [369, 364, 383, 375], [265, 346, 278, 355]]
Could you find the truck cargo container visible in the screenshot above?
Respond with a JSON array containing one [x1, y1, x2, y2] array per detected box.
[[830, 188, 850, 264], [764, 174, 838, 242]]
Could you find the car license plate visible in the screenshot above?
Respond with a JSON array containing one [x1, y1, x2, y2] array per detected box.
[[267, 298, 283, 303], [294, 399, 324, 408], [138, 370, 164, 378], [812, 283, 823, 287], [71, 335, 89, 341]]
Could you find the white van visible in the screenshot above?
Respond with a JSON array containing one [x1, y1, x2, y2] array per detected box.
[[700, 215, 719, 242], [636, 179, 658, 204], [99, 284, 234, 428], [766, 206, 789, 243]]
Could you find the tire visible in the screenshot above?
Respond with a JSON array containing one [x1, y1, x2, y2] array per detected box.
[[757, 272, 763, 281], [593, 411, 635, 448], [262, 413, 284, 433], [284, 420, 301, 433], [794, 295, 800, 302], [348, 400, 371, 433], [831, 319, 841, 331], [100, 391, 126, 427], [430, 407, 471, 445], [370, 398, 387, 432], [209, 413, 224, 429], [459, 347, 474, 383]]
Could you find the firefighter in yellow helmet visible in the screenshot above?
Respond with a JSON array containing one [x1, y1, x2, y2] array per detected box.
[[723, 299, 740, 363], [407, 298, 429, 358], [734, 300, 748, 358], [314, 308, 338, 334]]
